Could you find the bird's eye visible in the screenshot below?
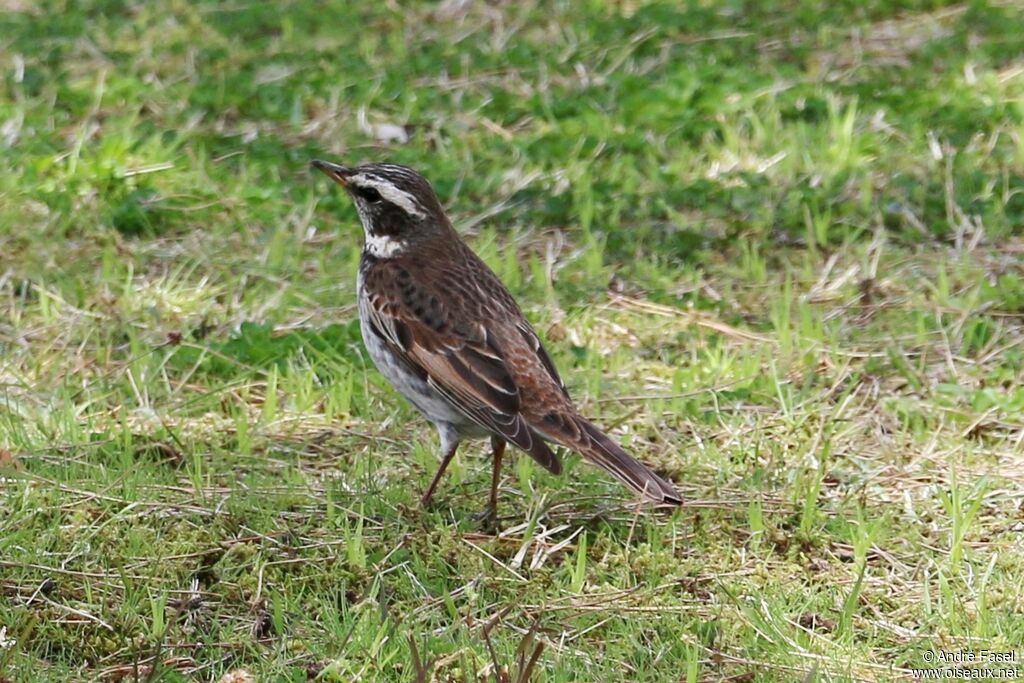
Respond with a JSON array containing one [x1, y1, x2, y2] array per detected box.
[[355, 186, 382, 203]]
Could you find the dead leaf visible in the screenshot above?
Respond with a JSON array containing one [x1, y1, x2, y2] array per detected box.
[[0, 448, 19, 469], [798, 612, 837, 632]]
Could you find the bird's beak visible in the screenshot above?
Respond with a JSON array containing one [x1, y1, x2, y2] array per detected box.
[[311, 159, 354, 187]]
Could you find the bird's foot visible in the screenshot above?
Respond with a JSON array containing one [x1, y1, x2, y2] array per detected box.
[[473, 505, 500, 533]]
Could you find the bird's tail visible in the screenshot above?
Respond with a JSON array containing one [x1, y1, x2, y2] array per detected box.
[[541, 415, 682, 505]]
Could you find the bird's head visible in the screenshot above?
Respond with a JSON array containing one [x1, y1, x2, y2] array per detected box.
[[312, 160, 447, 258]]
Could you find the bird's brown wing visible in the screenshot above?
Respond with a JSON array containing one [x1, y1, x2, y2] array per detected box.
[[515, 321, 570, 399], [361, 261, 561, 474]]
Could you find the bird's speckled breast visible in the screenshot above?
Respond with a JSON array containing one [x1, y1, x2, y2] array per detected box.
[[356, 267, 486, 439]]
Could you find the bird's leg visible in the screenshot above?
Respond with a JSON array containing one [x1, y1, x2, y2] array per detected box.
[[474, 436, 505, 532], [420, 441, 459, 508], [487, 436, 505, 516]]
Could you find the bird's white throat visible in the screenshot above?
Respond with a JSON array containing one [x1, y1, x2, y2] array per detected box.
[[363, 232, 405, 258]]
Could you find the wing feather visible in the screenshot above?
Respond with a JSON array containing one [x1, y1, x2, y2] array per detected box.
[[517, 321, 569, 398], [362, 264, 561, 473]]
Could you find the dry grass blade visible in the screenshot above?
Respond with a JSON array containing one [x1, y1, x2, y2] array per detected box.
[[513, 619, 545, 683], [608, 293, 775, 344], [407, 635, 431, 683]]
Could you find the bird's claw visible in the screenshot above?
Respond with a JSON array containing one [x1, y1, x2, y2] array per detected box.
[[473, 505, 500, 533]]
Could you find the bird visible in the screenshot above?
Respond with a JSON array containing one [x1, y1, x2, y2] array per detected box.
[[312, 159, 682, 522]]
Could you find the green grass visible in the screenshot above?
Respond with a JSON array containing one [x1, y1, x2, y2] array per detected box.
[[2, 0, 1024, 680]]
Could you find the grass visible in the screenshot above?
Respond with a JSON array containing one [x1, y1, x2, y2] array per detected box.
[[2, 0, 1023, 680]]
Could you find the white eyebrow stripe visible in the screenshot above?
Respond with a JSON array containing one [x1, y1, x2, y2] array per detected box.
[[349, 174, 425, 218]]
